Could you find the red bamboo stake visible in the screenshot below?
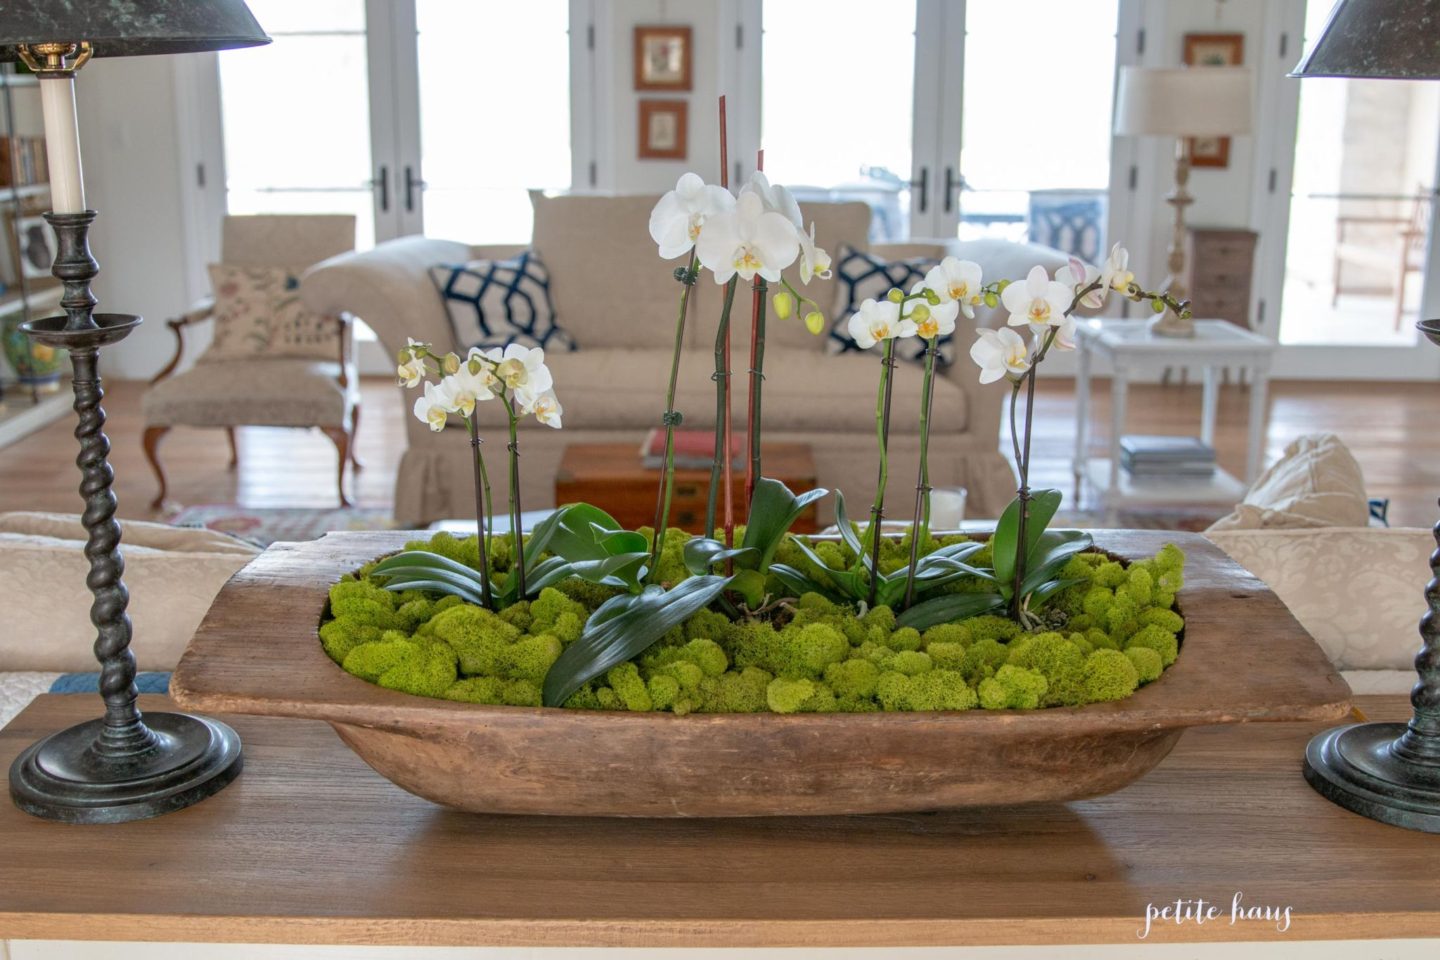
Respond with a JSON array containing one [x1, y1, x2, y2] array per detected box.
[[719, 98, 736, 549], [744, 149, 765, 512]]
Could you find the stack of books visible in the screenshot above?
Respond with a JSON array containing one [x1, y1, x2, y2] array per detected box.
[[0, 136, 48, 188], [1119, 435, 1216, 479]]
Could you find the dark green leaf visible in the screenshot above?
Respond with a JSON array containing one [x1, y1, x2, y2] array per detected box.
[[377, 577, 489, 607], [592, 523, 649, 557], [1027, 577, 1087, 608], [681, 537, 759, 576], [728, 568, 768, 608], [542, 575, 732, 706], [895, 591, 1006, 631], [768, 563, 834, 600], [740, 478, 829, 570], [542, 503, 626, 563], [992, 489, 1062, 588], [791, 536, 869, 601], [832, 489, 864, 558], [569, 551, 649, 592], [371, 551, 493, 605]]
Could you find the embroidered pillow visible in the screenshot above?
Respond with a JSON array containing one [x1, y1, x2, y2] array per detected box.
[[827, 245, 949, 364], [429, 251, 576, 353], [204, 264, 339, 362]]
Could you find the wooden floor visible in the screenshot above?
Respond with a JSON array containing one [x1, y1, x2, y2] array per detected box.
[[0, 376, 1437, 527]]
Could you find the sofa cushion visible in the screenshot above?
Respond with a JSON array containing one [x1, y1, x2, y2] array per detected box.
[[429, 250, 576, 353], [540, 346, 964, 433], [0, 512, 259, 673], [1205, 526, 1427, 671], [144, 358, 356, 429], [204, 264, 341, 361], [1209, 433, 1370, 531]]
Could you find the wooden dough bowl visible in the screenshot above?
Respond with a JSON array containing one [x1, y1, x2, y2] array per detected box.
[[171, 530, 1352, 817]]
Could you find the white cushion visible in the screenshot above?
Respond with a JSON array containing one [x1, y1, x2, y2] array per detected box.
[[204, 264, 340, 361], [1209, 433, 1370, 531], [144, 358, 356, 429]]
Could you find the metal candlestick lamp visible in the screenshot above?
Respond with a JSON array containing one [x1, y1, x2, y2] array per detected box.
[[1, 1, 269, 823], [1291, 0, 1440, 833]]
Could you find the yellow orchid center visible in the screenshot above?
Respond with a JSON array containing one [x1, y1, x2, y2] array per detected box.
[[688, 213, 704, 241], [1028, 301, 1051, 322], [496, 358, 526, 388], [426, 406, 448, 430], [868, 320, 891, 341], [916, 316, 940, 339], [733, 246, 763, 273], [948, 281, 968, 301]]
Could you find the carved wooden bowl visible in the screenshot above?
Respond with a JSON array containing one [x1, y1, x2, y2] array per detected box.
[[171, 530, 1351, 817]]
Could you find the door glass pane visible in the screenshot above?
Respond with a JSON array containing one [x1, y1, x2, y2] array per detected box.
[[218, 0, 375, 249], [415, 1, 572, 243], [762, 0, 916, 241], [958, 0, 1118, 263], [1279, 1, 1438, 346]]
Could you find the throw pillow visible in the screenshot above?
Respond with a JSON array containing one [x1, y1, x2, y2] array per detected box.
[[205, 264, 339, 361], [827, 245, 947, 363], [429, 251, 576, 353], [1207, 433, 1370, 532]]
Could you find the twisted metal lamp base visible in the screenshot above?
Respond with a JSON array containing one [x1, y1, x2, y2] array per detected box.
[[6, 214, 241, 824]]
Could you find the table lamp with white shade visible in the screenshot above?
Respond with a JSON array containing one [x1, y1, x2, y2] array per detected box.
[[0, 1, 269, 824], [1112, 66, 1254, 337]]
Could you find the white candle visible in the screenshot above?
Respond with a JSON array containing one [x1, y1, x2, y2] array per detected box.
[[38, 74, 85, 214]]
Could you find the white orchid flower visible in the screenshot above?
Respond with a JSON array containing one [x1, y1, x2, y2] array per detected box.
[[970, 327, 1032, 384], [846, 298, 917, 350], [696, 191, 801, 284], [397, 357, 424, 388], [1002, 265, 1072, 329], [523, 389, 564, 429], [444, 364, 495, 418], [919, 258, 984, 320], [648, 172, 736, 260], [1100, 243, 1135, 294], [1056, 257, 1106, 309], [412, 380, 454, 432], [738, 170, 804, 230], [797, 222, 832, 284], [1048, 313, 1078, 351], [488, 344, 553, 398], [911, 299, 959, 342]]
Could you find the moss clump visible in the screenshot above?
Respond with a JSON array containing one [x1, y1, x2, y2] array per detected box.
[[327, 535, 1186, 714]]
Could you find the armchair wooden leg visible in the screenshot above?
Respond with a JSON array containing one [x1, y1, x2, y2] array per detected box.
[[225, 426, 239, 470], [321, 426, 353, 508], [349, 402, 364, 471], [142, 425, 171, 511]]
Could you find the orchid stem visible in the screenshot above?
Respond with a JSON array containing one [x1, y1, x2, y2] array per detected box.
[[903, 339, 937, 609], [651, 251, 699, 582], [466, 415, 494, 610], [745, 276, 767, 510], [503, 398, 527, 600], [865, 339, 897, 608], [706, 277, 739, 539]]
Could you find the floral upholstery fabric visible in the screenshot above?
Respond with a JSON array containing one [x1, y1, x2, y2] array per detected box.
[[204, 264, 340, 361], [142, 358, 357, 429], [1206, 527, 1428, 671]]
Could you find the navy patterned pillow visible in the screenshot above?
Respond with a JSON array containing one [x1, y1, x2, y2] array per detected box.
[[429, 251, 576, 353], [827, 245, 951, 364]]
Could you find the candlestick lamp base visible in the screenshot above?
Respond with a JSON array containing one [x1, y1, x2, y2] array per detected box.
[[1304, 722, 1440, 834]]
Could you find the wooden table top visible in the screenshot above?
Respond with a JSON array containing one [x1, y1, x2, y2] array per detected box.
[[2, 694, 1437, 948], [556, 441, 814, 482]]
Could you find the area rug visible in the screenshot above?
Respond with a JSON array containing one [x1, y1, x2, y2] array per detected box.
[[162, 505, 402, 548]]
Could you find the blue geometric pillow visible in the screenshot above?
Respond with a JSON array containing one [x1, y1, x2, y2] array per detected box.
[[827, 245, 949, 364], [429, 250, 577, 353]]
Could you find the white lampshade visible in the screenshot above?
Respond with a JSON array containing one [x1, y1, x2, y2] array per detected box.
[[1113, 66, 1254, 137]]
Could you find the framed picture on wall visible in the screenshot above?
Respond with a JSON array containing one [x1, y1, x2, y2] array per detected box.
[[1184, 32, 1244, 169], [638, 99, 688, 160], [634, 25, 692, 91]]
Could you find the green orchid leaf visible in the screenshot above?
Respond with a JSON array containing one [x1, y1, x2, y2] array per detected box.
[[768, 563, 834, 600], [497, 555, 574, 603], [376, 577, 489, 608], [832, 489, 864, 558], [791, 536, 870, 602], [542, 575, 732, 706], [371, 551, 494, 605], [569, 551, 649, 592], [740, 478, 829, 570], [991, 489, 1063, 588], [728, 568, 769, 608], [1026, 577, 1088, 609], [591, 523, 649, 557], [681, 537, 759, 576], [895, 591, 1007, 631], [1017, 530, 1094, 598], [541, 503, 627, 563]]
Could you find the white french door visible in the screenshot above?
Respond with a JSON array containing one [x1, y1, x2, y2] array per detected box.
[[212, 0, 575, 251]]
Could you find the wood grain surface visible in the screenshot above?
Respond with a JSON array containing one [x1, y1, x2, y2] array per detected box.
[[0, 694, 1435, 947], [167, 530, 1351, 816]]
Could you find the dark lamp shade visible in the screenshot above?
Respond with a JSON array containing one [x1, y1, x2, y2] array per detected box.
[[0, 0, 269, 61], [1291, 0, 1440, 79]]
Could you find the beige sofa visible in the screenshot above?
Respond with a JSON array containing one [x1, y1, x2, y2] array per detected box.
[[302, 193, 1068, 526]]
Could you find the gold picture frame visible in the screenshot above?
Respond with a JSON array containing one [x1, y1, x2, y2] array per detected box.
[[1184, 33, 1245, 169], [634, 26, 692, 91]]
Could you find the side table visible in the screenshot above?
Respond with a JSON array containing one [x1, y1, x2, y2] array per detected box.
[[1073, 319, 1277, 522]]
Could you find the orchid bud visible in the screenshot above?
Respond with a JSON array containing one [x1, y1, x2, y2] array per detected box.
[[396, 348, 412, 364], [984, 292, 999, 308], [773, 290, 794, 319], [804, 311, 824, 335], [996, 279, 1011, 292], [886, 288, 904, 303], [443, 352, 461, 374], [910, 303, 931, 322], [923, 288, 941, 305], [468, 357, 483, 376], [1151, 298, 1165, 314]]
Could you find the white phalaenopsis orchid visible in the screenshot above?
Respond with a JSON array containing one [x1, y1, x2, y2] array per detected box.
[[1002, 265, 1072, 328], [413, 380, 454, 432], [847, 298, 917, 350], [523, 389, 564, 429], [1056, 257, 1105, 309], [910, 298, 959, 341], [484, 344, 553, 403], [397, 356, 424, 388], [696, 191, 801, 284], [921, 257, 984, 320], [738, 170, 804, 230], [648, 172, 736, 260], [444, 364, 493, 417], [1100, 243, 1135, 295], [797, 222, 832, 284], [970, 327, 1032, 384]]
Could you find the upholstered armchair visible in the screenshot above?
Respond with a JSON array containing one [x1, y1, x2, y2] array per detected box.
[[142, 214, 359, 509]]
